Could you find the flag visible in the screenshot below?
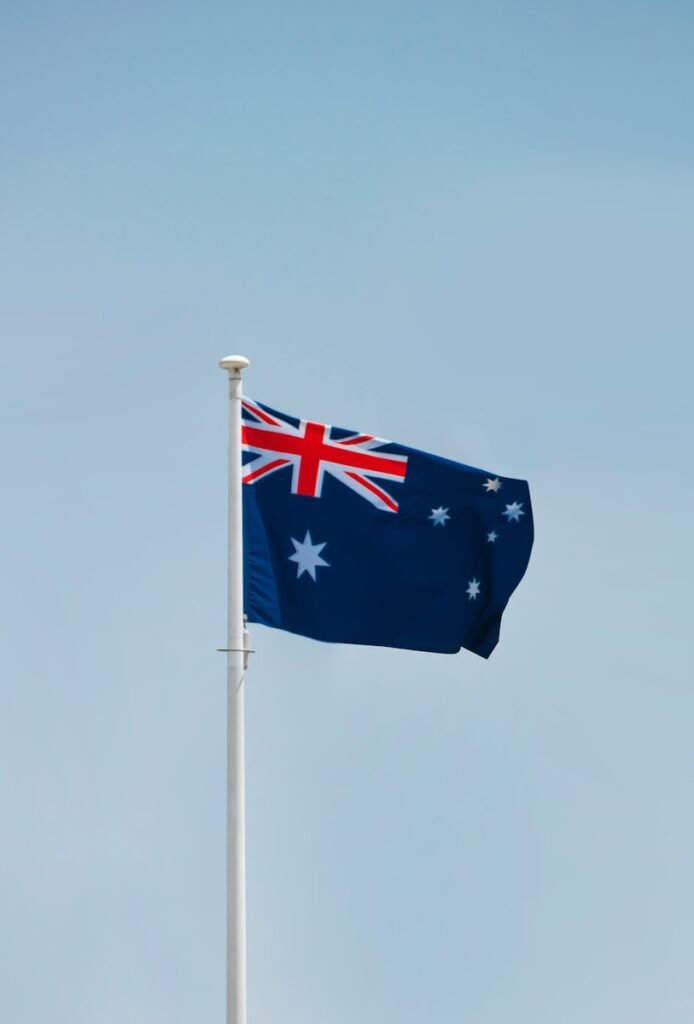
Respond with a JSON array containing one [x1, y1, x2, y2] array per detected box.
[[242, 398, 533, 657]]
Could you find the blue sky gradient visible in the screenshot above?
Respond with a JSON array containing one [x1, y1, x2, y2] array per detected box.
[[1, 3, 693, 1022]]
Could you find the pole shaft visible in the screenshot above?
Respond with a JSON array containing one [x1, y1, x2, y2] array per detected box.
[[225, 363, 247, 1024]]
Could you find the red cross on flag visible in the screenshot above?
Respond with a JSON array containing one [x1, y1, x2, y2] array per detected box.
[[241, 398, 408, 513]]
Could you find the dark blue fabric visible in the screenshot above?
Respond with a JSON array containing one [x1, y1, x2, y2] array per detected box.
[[242, 401, 533, 657]]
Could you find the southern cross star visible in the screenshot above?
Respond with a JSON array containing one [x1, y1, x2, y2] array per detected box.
[[429, 506, 451, 527], [288, 530, 329, 580], [487, 530, 498, 543], [483, 478, 502, 493], [502, 501, 525, 523], [466, 578, 481, 600]]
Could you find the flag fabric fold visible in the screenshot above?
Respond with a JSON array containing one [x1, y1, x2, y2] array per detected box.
[[242, 398, 533, 658]]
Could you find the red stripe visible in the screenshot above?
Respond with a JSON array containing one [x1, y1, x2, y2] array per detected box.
[[242, 400, 281, 427], [338, 434, 374, 446], [243, 425, 407, 479], [243, 457, 290, 483], [296, 421, 325, 497], [243, 424, 303, 456], [344, 472, 399, 512]]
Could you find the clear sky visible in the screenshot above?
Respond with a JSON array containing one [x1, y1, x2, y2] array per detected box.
[[1, 2, 693, 1022]]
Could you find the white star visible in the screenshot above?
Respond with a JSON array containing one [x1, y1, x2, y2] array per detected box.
[[429, 506, 450, 527], [483, 478, 502, 493], [487, 530, 498, 543], [466, 578, 481, 600], [502, 501, 525, 523], [288, 530, 329, 580]]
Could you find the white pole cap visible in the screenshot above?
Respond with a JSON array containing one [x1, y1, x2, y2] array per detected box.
[[219, 355, 250, 371]]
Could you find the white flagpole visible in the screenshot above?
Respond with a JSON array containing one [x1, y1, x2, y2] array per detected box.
[[219, 355, 250, 1024]]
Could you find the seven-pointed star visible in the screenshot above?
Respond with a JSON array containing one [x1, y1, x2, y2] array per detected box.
[[288, 530, 329, 580], [429, 506, 450, 527], [466, 578, 481, 600], [503, 501, 525, 522], [487, 530, 498, 543], [483, 477, 502, 493]]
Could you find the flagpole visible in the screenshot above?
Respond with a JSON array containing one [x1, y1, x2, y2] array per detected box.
[[219, 355, 250, 1024]]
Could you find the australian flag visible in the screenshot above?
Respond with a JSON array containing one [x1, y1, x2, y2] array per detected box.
[[242, 398, 533, 658]]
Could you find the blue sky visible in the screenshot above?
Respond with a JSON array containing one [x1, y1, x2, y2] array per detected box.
[[1, 2, 693, 1022]]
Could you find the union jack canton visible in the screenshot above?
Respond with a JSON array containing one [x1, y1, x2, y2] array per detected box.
[[242, 397, 408, 513]]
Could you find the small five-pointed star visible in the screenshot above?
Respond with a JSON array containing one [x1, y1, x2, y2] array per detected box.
[[288, 530, 329, 580], [502, 501, 525, 522], [483, 477, 502, 493], [429, 506, 450, 527], [487, 530, 498, 543], [466, 578, 481, 600]]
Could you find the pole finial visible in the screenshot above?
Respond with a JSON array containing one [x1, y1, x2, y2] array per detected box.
[[219, 355, 250, 372]]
